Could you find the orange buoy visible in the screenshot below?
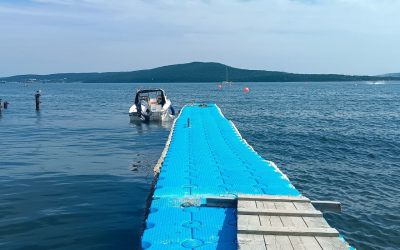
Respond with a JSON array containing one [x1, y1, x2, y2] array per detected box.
[[243, 87, 250, 93]]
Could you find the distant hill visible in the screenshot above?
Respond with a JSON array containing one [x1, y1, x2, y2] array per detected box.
[[381, 73, 400, 77], [1, 62, 399, 83]]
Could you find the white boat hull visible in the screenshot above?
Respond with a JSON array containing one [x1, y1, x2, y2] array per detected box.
[[129, 111, 173, 122], [129, 103, 175, 122]]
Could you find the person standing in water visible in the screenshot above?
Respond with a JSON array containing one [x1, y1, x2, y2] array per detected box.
[[35, 90, 41, 110]]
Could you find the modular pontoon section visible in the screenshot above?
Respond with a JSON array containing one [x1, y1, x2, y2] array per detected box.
[[142, 104, 352, 249]]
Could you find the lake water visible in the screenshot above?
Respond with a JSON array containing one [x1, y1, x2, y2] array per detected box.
[[0, 82, 399, 250]]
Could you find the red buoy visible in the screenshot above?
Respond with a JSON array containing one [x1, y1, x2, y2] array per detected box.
[[243, 87, 250, 93]]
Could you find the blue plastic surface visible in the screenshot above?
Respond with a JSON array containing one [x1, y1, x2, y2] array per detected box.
[[142, 104, 351, 249]]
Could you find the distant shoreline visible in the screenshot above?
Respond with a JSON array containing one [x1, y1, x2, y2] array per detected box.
[[1, 62, 399, 83], [2, 80, 399, 84]]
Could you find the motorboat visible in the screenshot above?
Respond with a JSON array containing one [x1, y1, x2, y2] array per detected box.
[[129, 88, 175, 122]]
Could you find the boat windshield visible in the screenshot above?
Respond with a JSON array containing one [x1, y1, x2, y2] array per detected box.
[[135, 90, 166, 106]]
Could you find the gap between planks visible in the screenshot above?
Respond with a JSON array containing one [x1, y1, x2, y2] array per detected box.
[[238, 226, 340, 237]]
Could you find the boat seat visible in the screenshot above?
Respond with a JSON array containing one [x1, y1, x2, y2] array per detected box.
[[151, 104, 162, 112]]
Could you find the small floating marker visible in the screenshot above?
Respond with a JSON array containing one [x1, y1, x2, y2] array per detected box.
[[218, 84, 223, 89], [243, 87, 250, 93]]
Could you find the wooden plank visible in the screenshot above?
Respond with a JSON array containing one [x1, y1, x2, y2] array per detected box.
[[238, 214, 261, 227], [238, 241, 266, 250], [288, 236, 322, 250], [275, 201, 308, 228], [237, 226, 340, 237], [293, 201, 316, 211], [238, 194, 310, 202], [302, 217, 330, 228], [263, 203, 296, 249], [311, 201, 341, 213], [270, 215, 284, 227], [274, 201, 296, 210], [264, 235, 294, 250], [280, 216, 308, 228], [259, 215, 283, 227], [259, 215, 272, 226], [255, 200, 265, 208], [238, 234, 266, 250], [261, 201, 276, 209], [316, 237, 348, 250], [238, 208, 322, 217], [238, 200, 257, 209]]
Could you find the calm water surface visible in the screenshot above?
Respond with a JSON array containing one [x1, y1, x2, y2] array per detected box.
[[0, 82, 399, 250]]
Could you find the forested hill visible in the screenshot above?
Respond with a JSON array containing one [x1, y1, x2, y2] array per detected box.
[[1, 62, 399, 83], [381, 73, 400, 77]]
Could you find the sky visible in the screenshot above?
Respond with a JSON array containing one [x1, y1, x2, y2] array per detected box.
[[0, 0, 399, 76]]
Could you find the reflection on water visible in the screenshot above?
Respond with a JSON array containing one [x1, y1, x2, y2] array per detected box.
[[129, 119, 174, 133], [35, 110, 41, 125], [0, 81, 399, 250]]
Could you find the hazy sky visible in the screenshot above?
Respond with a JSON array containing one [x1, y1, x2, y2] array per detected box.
[[1, 0, 399, 76]]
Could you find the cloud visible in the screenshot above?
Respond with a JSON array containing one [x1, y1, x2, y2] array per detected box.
[[0, 0, 399, 75]]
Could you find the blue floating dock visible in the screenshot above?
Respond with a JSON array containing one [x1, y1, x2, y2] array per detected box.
[[142, 104, 352, 249]]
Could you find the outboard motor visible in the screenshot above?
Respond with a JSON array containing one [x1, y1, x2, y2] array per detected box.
[[137, 99, 151, 121]]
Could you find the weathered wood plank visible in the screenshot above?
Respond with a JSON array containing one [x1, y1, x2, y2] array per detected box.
[[238, 234, 266, 250], [270, 216, 284, 227], [238, 214, 261, 227], [261, 201, 276, 209], [280, 216, 308, 228], [238, 194, 310, 202], [259, 215, 283, 227], [264, 235, 294, 250], [311, 201, 341, 213], [276, 201, 308, 228], [302, 217, 330, 228], [274, 201, 296, 210], [259, 215, 272, 227], [238, 226, 340, 237], [293, 201, 316, 211], [316, 236, 349, 250], [288, 236, 322, 250], [238, 200, 257, 209], [238, 208, 322, 217], [256, 200, 265, 208]]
